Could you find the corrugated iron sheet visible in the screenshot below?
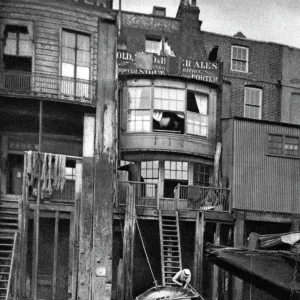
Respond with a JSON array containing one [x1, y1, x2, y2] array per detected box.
[[232, 119, 300, 214]]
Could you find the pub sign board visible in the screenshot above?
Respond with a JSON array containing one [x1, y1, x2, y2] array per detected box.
[[117, 51, 222, 84]]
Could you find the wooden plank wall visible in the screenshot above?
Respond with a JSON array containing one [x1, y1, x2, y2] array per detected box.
[[0, 0, 113, 81]]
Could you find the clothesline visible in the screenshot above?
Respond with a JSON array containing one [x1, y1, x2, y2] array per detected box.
[[26, 150, 69, 199]]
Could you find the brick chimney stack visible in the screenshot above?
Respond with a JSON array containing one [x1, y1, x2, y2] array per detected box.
[[176, 0, 201, 32]]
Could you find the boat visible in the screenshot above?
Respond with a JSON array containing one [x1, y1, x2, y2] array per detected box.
[[135, 285, 201, 300]]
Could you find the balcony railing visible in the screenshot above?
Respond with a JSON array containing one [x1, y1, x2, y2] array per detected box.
[[1, 71, 96, 104], [29, 180, 75, 204], [117, 181, 158, 208], [174, 184, 230, 212], [117, 181, 230, 212]]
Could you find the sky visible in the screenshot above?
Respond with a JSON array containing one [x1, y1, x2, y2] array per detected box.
[[113, 0, 300, 49]]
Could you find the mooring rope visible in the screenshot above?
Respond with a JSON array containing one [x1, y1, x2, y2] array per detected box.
[[125, 208, 158, 287]]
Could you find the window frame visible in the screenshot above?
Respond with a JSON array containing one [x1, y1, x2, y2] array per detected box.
[[231, 45, 249, 73], [244, 86, 262, 120], [186, 91, 209, 137], [267, 134, 299, 158], [60, 28, 92, 98], [145, 36, 162, 55], [126, 86, 152, 132]]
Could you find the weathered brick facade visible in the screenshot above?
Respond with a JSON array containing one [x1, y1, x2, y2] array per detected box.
[[121, 3, 284, 124]]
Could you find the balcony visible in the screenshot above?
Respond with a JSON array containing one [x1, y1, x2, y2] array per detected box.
[[117, 181, 230, 212], [0, 71, 96, 105]]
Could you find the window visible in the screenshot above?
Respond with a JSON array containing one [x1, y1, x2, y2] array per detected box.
[[3, 25, 32, 89], [141, 161, 159, 197], [124, 82, 213, 136], [193, 163, 211, 186], [268, 134, 299, 157], [244, 87, 262, 119], [145, 37, 162, 55], [164, 161, 188, 198], [187, 91, 208, 137], [153, 87, 185, 133], [61, 30, 90, 97], [291, 94, 300, 125], [127, 87, 151, 132], [231, 46, 248, 72]]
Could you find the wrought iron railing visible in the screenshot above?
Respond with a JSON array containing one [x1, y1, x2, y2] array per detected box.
[[174, 184, 230, 212], [117, 181, 158, 208], [1, 71, 96, 104]]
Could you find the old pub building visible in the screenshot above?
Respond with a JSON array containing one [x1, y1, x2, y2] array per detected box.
[[2, 0, 300, 300]]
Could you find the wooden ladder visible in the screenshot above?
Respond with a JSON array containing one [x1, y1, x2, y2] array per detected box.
[[0, 231, 17, 300], [159, 210, 182, 286], [0, 197, 20, 300]]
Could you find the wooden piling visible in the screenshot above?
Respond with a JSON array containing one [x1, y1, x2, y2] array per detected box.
[[193, 211, 204, 293], [121, 184, 136, 300]]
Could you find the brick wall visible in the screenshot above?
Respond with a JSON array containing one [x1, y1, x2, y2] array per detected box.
[[202, 31, 283, 122]]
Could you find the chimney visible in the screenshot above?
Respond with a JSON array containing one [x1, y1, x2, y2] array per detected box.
[[152, 6, 166, 17], [176, 0, 200, 31]]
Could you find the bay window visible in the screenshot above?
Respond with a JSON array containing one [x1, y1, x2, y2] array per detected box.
[[124, 80, 212, 137]]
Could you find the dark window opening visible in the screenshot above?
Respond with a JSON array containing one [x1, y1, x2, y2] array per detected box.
[[3, 25, 32, 90], [153, 111, 185, 133], [268, 134, 299, 157], [7, 154, 24, 195], [194, 163, 211, 186], [164, 179, 188, 198], [187, 91, 200, 113]]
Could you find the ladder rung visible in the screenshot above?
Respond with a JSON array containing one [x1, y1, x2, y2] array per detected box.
[[163, 236, 178, 239], [0, 236, 14, 240], [0, 272, 9, 275]]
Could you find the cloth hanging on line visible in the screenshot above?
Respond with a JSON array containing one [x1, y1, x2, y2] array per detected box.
[[26, 151, 66, 198]]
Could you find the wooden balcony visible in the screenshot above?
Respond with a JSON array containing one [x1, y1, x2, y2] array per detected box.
[[29, 180, 75, 204], [117, 181, 230, 212], [0, 71, 96, 105]]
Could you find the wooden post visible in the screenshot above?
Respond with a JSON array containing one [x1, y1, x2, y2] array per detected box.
[[121, 184, 136, 300], [52, 211, 59, 300], [212, 223, 221, 300], [91, 16, 117, 300], [32, 99, 43, 300], [71, 160, 82, 300], [214, 142, 222, 186], [232, 211, 245, 300], [247, 232, 260, 250], [291, 216, 300, 231], [1, 135, 8, 194], [193, 212, 204, 293], [78, 157, 94, 300]]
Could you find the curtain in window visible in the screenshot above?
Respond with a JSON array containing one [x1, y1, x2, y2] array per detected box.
[[195, 93, 208, 115]]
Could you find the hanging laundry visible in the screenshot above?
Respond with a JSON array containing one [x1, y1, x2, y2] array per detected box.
[[25, 150, 67, 199]]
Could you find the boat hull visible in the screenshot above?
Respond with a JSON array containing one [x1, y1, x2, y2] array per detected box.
[[135, 285, 199, 300]]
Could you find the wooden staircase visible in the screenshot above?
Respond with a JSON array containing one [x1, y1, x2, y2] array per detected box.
[[159, 210, 182, 286], [0, 196, 20, 300]]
